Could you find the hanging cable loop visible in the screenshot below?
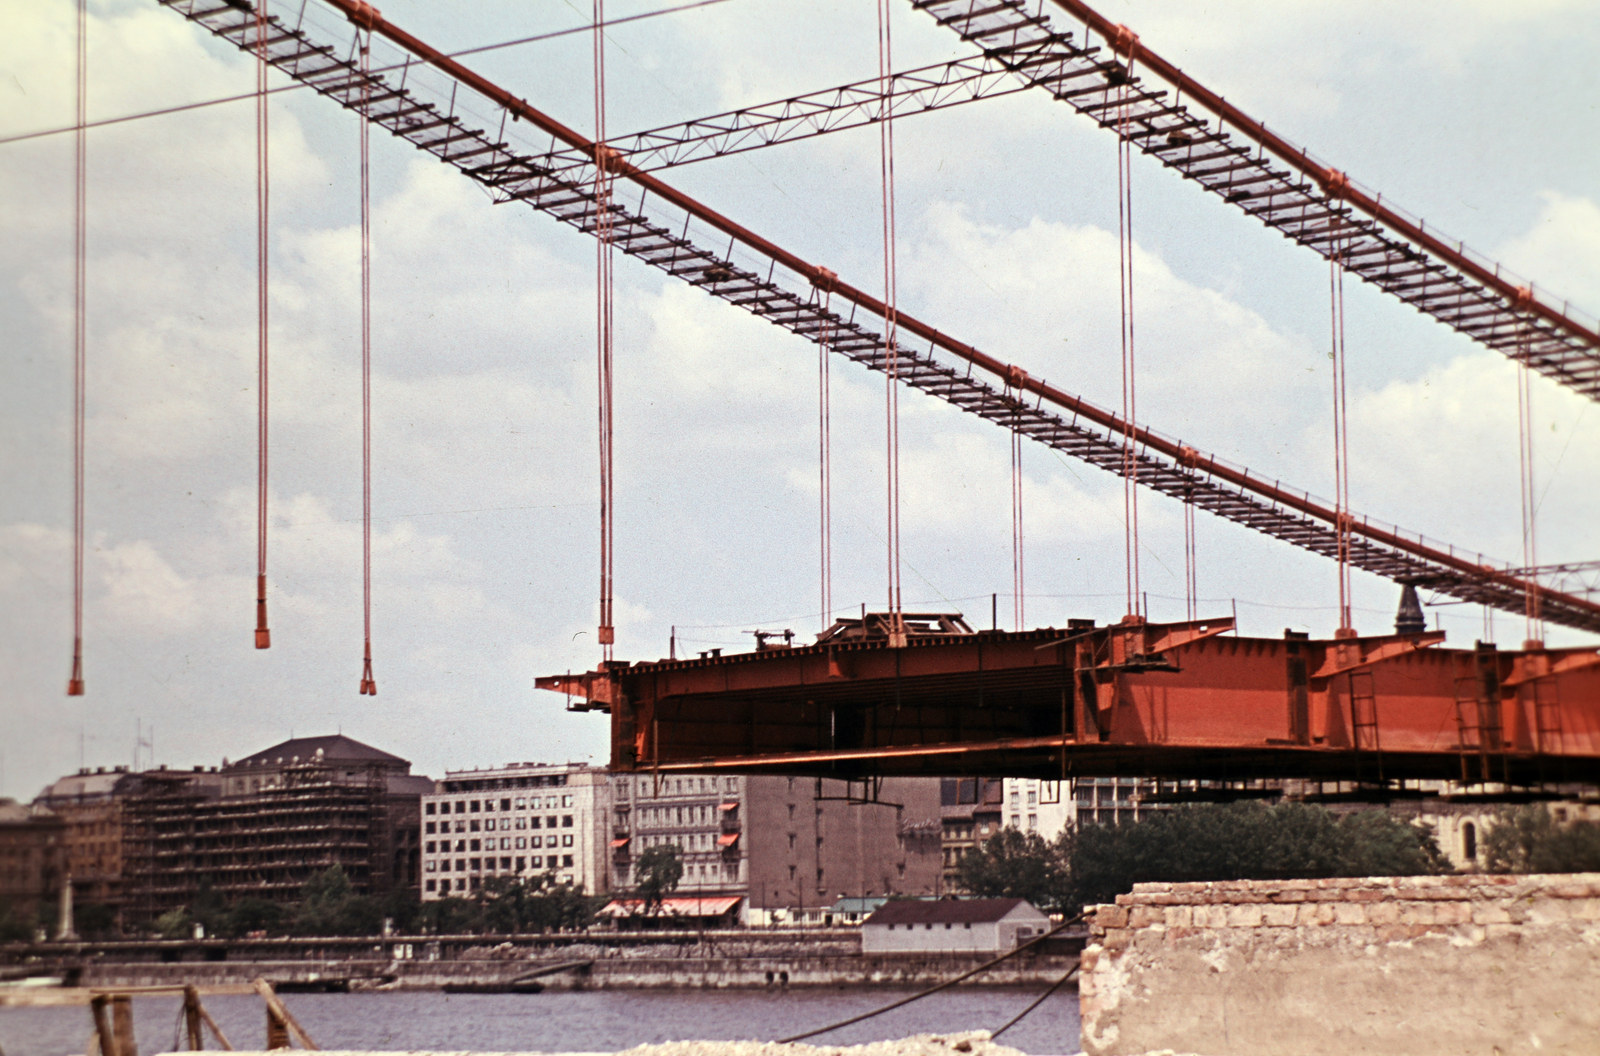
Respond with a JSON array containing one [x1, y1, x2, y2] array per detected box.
[[358, 27, 377, 695], [877, 0, 904, 647], [254, 0, 272, 649], [593, 0, 616, 658], [68, 0, 87, 696]]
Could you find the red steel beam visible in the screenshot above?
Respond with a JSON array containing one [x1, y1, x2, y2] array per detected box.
[[540, 619, 1600, 784], [1047, 0, 1600, 356], [318, 0, 1600, 631]]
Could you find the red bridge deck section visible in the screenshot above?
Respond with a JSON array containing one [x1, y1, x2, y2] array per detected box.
[[539, 617, 1600, 784]]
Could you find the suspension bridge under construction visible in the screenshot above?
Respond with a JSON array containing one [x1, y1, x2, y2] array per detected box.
[[47, 0, 1600, 786]]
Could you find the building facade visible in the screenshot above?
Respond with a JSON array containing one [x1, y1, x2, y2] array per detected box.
[[34, 767, 139, 927], [610, 772, 745, 907], [421, 762, 610, 899], [0, 799, 65, 934], [940, 777, 1005, 889], [745, 776, 943, 924], [121, 735, 428, 926]]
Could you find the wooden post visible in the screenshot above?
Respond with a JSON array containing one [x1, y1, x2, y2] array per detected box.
[[182, 986, 203, 1050], [109, 994, 137, 1056], [89, 995, 114, 1056], [265, 1003, 290, 1051], [253, 978, 319, 1050]]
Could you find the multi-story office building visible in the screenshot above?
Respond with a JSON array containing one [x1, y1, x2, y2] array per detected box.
[[939, 777, 1004, 889], [610, 772, 745, 897], [1000, 778, 1071, 838], [420, 762, 609, 899], [120, 735, 429, 926], [34, 767, 139, 923], [0, 799, 65, 932], [746, 776, 942, 923]]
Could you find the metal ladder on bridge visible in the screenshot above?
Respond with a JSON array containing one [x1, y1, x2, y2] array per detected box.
[[1348, 670, 1382, 784]]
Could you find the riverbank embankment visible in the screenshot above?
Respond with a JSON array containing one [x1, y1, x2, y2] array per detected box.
[[4, 928, 1082, 994]]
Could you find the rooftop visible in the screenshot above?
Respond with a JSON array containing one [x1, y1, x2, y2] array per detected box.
[[228, 735, 409, 771]]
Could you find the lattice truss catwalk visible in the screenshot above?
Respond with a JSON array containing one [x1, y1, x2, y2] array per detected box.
[[161, 0, 1600, 634], [155, 0, 1600, 778]]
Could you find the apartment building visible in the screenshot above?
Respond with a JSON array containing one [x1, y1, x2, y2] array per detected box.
[[34, 767, 139, 921], [610, 772, 745, 897], [421, 762, 609, 899]]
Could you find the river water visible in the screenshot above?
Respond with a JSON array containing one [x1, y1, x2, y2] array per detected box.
[[4, 987, 1080, 1055]]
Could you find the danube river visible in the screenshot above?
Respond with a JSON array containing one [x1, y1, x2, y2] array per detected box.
[[4, 987, 1080, 1055]]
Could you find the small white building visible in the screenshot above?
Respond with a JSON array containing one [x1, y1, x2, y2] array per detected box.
[[861, 897, 1050, 954]]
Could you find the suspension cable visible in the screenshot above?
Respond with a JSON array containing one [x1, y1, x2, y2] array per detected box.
[[818, 284, 834, 634], [878, 0, 904, 644], [1517, 323, 1542, 644], [1329, 199, 1353, 634], [358, 27, 376, 696], [254, 1, 272, 649], [1183, 483, 1197, 623], [1115, 28, 1141, 620], [67, 0, 87, 697], [594, 0, 616, 662], [1011, 402, 1025, 631]]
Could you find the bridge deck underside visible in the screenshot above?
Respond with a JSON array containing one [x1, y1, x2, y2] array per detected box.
[[598, 630, 1600, 784]]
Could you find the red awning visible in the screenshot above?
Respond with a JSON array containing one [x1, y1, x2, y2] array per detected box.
[[610, 837, 630, 848], [719, 801, 738, 811], [717, 832, 739, 847]]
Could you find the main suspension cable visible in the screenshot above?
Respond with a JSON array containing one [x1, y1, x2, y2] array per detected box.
[[67, 0, 87, 697], [878, 0, 904, 644], [594, 0, 616, 662], [1115, 28, 1141, 620], [254, 1, 272, 649], [358, 26, 376, 696]]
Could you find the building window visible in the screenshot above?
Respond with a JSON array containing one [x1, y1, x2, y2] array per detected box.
[[562, 855, 573, 867], [425, 841, 436, 853], [1011, 815, 1020, 828], [469, 820, 480, 833], [425, 879, 436, 892], [563, 834, 573, 847], [515, 797, 526, 809], [516, 856, 526, 871], [563, 815, 574, 828], [425, 823, 435, 835], [424, 860, 435, 872], [501, 798, 512, 811], [483, 818, 494, 832], [425, 803, 436, 815], [1027, 791, 1037, 806], [470, 800, 480, 813], [470, 840, 481, 852], [530, 816, 541, 829], [516, 837, 526, 850], [456, 859, 466, 872], [1464, 822, 1477, 861], [455, 878, 466, 891], [1041, 782, 1060, 804], [563, 795, 574, 807]]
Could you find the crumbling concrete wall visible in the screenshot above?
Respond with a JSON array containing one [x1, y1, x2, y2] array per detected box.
[[1078, 873, 1600, 1056]]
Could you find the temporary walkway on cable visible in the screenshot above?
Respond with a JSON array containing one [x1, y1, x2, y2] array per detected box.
[[156, 0, 1600, 635]]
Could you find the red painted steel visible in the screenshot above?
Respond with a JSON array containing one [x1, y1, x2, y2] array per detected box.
[[538, 618, 1600, 784]]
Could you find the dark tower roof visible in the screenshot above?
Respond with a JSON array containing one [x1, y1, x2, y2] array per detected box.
[[1395, 584, 1427, 636], [228, 734, 408, 770]]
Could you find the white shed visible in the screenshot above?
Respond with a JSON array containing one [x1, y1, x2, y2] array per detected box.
[[861, 897, 1050, 954]]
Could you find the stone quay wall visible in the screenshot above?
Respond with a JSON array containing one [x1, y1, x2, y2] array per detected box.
[[1079, 873, 1600, 1056]]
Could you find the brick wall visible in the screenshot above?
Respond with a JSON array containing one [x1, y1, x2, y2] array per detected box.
[[1080, 874, 1600, 1056]]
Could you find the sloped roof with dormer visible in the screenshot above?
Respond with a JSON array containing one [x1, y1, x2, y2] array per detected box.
[[863, 897, 1046, 926], [228, 735, 408, 770]]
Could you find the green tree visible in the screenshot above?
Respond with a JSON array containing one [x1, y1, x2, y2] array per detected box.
[[633, 844, 683, 916], [154, 908, 192, 940], [225, 897, 284, 937], [955, 828, 1068, 911], [1062, 801, 1449, 911], [293, 866, 382, 936], [1484, 805, 1600, 873], [74, 902, 117, 938]]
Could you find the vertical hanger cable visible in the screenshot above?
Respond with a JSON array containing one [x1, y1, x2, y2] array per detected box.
[[67, 0, 87, 695]]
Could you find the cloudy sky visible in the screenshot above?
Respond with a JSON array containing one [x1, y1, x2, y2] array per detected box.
[[2, 0, 1596, 800]]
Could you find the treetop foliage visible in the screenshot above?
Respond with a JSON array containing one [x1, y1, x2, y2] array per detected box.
[[1483, 805, 1600, 874], [956, 801, 1452, 913]]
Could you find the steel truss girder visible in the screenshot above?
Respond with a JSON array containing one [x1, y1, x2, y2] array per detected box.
[[915, 0, 1600, 402], [539, 624, 1600, 784], [155, 0, 1600, 636]]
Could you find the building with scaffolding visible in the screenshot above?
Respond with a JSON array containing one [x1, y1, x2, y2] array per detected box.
[[120, 735, 430, 927], [33, 766, 140, 929]]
